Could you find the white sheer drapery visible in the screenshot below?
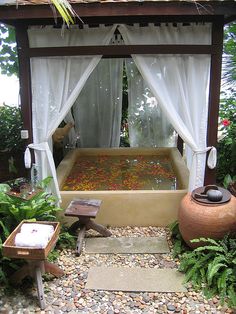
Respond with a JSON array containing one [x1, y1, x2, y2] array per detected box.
[[119, 23, 214, 191], [27, 25, 117, 199], [73, 58, 123, 147], [125, 59, 176, 147]]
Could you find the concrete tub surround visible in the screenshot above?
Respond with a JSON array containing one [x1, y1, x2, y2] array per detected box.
[[57, 148, 189, 227]]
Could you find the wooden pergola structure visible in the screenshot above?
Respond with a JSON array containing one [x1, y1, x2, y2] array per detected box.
[[0, 0, 236, 185]]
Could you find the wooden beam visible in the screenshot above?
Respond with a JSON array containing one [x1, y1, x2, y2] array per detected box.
[[204, 17, 224, 186], [0, 2, 236, 20], [15, 23, 33, 146], [224, 15, 236, 24], [28, 44, 217, 58], [0, 15, 220, 26]]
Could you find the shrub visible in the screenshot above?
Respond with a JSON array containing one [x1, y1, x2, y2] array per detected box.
[[0, 105, 24, 153], [217, 94, 236, 185]]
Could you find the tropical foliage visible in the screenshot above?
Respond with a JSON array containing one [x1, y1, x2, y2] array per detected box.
[[0, 24, 18, 77], [168, 220, 190, 258], [179, 236, 236, 308], [170, 222, 236, 308], [217, 22, 236, 187], [0, 105, 24, 152], [0, 105, 26, 182], [50, 0, 78, 27], [222, 22, 236, 90], [217, 93, 236, 184], [0, 178, 63, 284]]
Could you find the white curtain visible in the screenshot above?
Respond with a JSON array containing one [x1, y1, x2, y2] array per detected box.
[[125, 59, 176, 147], [73, 58, 123, 147], [119, 23, 215, 191], [27, 25, 117, 199]]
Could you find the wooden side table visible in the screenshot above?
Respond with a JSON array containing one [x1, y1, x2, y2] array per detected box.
[[65, 199, 112, 255], [2, 221, 64, 310]]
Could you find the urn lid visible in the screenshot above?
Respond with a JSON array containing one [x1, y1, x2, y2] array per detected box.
[[191, 185, 231, 205]]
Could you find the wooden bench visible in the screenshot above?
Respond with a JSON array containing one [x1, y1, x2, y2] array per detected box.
[[65, 199, 112, 255]]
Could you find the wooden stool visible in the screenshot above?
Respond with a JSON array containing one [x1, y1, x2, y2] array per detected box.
[[2, 221, 64, 310], [65, 199, 112, 255], [9, 260, 64, 309]]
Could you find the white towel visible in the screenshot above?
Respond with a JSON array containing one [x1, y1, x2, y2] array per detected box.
[[15, 223, 55, 248], [15, 232, 49, 248], [20, 223, 54, 240]]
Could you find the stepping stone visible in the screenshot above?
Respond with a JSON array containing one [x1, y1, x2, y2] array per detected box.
[[85, 237, 170, 254], [86, 266, 186, 292]]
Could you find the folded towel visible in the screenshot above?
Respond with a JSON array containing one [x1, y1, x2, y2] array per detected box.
[[20, 223, 54, 240], [14, 223, 55, 248], [15, 232, 49, 248]]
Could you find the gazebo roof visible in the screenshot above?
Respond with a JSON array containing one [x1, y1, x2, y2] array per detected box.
[[0, 0, 234, 4], [0, 0, 235, 4], [0, 0, 236, 25]]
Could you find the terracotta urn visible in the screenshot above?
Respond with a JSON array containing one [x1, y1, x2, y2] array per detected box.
[[178, 185, 236, 248]]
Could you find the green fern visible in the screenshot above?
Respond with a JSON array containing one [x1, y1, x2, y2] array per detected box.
[[169, 220, 190, 258], [178, 234, 236, 308], [207, 262, 227, 285]]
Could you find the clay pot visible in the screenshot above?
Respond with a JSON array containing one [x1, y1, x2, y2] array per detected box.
[[178, 192, 236, 248]]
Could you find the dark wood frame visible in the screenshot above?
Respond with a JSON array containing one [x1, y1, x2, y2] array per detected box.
[[1, 1, 234, 185], [1, 2, 236, 21]]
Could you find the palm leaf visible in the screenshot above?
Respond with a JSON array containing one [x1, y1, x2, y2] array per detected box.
[[51, 0, 71, 26], [50, 0, 83, 26]]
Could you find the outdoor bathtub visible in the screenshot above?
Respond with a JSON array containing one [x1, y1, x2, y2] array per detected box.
[[57, 148, 189, 227]]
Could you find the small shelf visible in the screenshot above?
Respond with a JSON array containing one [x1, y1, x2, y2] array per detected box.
[[6, 187, 43, 201]]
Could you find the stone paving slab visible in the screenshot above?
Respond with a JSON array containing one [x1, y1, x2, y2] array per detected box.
[[86, 267, 186, 292], [85, 237, 170, 254]]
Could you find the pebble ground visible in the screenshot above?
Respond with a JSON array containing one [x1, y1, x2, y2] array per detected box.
[[0, 226, 235, 314]]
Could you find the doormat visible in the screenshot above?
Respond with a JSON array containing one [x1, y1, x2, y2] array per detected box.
[[86, 266, 186, 292], [85, 237, 170, 254]]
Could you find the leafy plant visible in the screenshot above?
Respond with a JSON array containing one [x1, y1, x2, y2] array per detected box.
[[0, 177, 62, 284], [223, 174, 236, 190], [0, 105, 24, 153], [217, 93, 236, 185], [0, 24, 18, 77], [217, 22, 236, 186], [222, 22, 236, 90], [179, 235, 236, 308], [169, 220, 190, 258], [56, 225, 76, 249], [0, 184, 61, 227]]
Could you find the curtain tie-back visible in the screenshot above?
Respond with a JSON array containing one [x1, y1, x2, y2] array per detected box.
[[24, 142, 61, 202], [24, 142, 49, 169], [193, 146, 217, 170], [24, 146, 32, 169]]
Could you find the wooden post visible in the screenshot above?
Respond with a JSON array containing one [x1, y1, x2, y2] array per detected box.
[[177, 135, 183, 156], [204, 17, 224, 185], [15, 22, 33, 146]]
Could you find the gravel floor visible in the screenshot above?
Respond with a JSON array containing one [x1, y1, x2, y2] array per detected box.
[[0, 226, 235, 314]]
